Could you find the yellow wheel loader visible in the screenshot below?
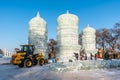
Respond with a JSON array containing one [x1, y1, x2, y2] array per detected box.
[[10, 44, 46, 68]]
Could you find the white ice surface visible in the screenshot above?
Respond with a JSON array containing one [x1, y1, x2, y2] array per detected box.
[[0, 58, 120, 80]]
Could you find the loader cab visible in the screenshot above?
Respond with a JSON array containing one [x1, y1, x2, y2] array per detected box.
[[21, 45, 35, 56]]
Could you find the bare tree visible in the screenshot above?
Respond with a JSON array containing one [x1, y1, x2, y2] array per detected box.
[[47, 39, 57, 59], [105, 29, 119, 53], [115, 22, 120, 51], [96, 28, 109, 52], [0, 49, 4, 55], [78, 33, 82, 45], [115, 22, 120, 29], [96, 24, 120, 55]]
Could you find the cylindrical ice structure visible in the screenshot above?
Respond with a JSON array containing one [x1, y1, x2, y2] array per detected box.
[[56, 11, 81, 62], [28, 12, 47, 56], [82, 24, 97, 59]]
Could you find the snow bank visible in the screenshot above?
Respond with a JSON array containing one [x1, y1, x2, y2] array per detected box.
[[0, 64, 120, 80], [0, 57, 11, 64], [48, 60, 120, 72], [0, 58, 120, 80]]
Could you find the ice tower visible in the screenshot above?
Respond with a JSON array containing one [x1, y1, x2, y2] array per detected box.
[[82, 24, 97, 59], [56, 11, 81, 62], [28, 12, 47, 56]]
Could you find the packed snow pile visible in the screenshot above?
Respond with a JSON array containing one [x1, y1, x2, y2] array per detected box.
[[1, 58, 120, 71], [1, 58, 120, 80], [0, 57, 11, 64], [48, 60, 120, 72]]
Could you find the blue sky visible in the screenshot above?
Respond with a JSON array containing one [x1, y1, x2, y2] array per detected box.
[[0, 0, 120, 50]]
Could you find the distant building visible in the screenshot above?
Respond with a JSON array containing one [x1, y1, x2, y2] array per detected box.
[[28, 12, 47, 56]]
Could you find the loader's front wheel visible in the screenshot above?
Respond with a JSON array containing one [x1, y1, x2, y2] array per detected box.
[[24, 59, 33, 68]]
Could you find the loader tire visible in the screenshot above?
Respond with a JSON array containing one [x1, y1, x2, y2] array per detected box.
[[24, 59, 33, 68], [33, 59, 38, 65], [38, 58, 45, 66]]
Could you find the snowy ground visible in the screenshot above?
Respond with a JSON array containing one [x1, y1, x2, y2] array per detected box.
[[0, 58, 120, 80]]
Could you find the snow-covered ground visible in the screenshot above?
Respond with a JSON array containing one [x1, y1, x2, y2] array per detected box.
[[0, 58, 120, 80]]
